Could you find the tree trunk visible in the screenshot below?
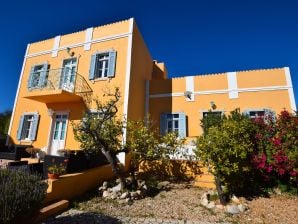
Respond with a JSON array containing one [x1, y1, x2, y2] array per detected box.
[[215, 173, 227, 205], [101, 148, 126, 190], [130, 163, 138, 190]]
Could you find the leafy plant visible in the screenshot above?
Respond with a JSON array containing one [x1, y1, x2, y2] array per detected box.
[[0, 169, 47, 224], [48, 160, 67, 175]]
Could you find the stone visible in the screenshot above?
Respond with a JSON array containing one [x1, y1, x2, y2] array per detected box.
[[118, 199, 127, 205], [215, 204, 225, 210], [138, 180, 146, 187], [102, 190, 110, 198], [231, 195, 240, 204], [273, 187, 282, 195], [136, 190, 142, 196], [206, 201, 215, 209], [200, 197, 209, 207], [102, 181, 108, 189], [110, 192, 118, 200], [141, 184, 148, 191], [157, 181, 170, 190], [116, 178, 121, 184], [238, 203, 247, 213], [226, 204, 241, 214], [130, 191, 139, 198], [112, 183, 122, 193], [120, 192, 130, 199]]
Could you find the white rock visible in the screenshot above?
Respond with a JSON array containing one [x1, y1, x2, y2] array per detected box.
[[112, 183, 122, 192], [130, 191, 138, 198], [157, 181, 170, 190], [231, 195, 240, 203], [102, 191, 110, 198], [200, 198, 209, 207], [216, 204, 225, 210], [136, 190, 142, 196], [102, 181, 108, 189], [120, 192, 130, 199], [206, 201, 215, 209], [226, 204, 241, 214], [238, 204, 247, 213], [110, 192, 118, 200], [141, 184, 148, 191]]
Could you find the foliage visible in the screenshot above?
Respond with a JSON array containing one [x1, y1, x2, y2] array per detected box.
[[73, 87, 127, 188], [47, 158, 68, 175], [195, 109, 256, 198], [0, 169, 47, 224], [200, 110, 225, 135], [251, 110, 297, 192], [0, 110, 11, 136], [126, 119, 186, 173]]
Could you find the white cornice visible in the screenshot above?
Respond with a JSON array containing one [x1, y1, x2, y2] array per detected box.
[[149, 85, 290, 98], [26, 32, 131, 58]]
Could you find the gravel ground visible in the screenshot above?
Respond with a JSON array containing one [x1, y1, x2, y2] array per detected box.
[[45, 182, 298, 224]]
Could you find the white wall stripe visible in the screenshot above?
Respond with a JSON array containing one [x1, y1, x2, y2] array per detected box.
[[27, 32, 131, 58], [149, 85, 290, 98], [284, 67, 297, 112], [6, 44, 30, 145], [84, 27, 93, 51], [51, 36, 61, 57], [227, 72, 239, 99], [185, 76, 194, 101], [118, 17, 134, 165]]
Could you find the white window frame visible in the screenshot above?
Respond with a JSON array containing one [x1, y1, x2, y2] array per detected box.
[[31, 64, 45, 88], [21, 114, 34, 140], [94, 52, 110, 79], [166, 113, 180, 134]]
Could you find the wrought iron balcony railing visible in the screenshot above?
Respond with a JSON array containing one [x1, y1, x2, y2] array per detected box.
[[27, 68, 92, 105]]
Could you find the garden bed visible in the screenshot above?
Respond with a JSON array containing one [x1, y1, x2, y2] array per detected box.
[[47, 181, 298, 223]]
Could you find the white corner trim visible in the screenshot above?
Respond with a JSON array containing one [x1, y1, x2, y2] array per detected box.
[[185, 76, 194, 101], [227, 72, 238, 99], [122, 18, 134, 145], [145, 80, 150, 117], [84, 27, 93, 51], [284, 67, 297, 112], [51, 36, 61, 57], [6, 44, 30, 145]]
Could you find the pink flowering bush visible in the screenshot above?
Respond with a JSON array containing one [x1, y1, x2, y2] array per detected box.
[[251, 110, 297, 192]]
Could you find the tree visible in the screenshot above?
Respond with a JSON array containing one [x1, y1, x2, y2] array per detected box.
[[126, 119, 185, 188], [0, 110, 11, 136], [73, 87, 127, 189], [195, 109, 256, 204]]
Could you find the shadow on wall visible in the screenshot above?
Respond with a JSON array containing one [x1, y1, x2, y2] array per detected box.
[[138, 160, 203, 181]]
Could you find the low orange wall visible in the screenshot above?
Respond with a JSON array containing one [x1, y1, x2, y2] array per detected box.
[[139, 160, 209, 180], [45, 164, 115, 204]]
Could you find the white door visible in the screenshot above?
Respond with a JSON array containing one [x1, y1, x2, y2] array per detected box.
[[61, 58, 77, 92], [50, 114, 68, 156]]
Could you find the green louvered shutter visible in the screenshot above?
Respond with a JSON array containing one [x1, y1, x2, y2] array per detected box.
[[178, 113, 186, 138], [16, 115, 25, 140], [29, 114, 40, 141], [89, 54, 97, 80], [160, 114, 167, 135], [39, 63, 48, 87], [107, 51, 116, 77], [27, 66, 35, 89]]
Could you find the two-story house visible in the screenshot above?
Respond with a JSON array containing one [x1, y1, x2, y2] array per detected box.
[[6, 18, 296, 165]]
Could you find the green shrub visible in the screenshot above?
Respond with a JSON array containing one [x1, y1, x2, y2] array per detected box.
[[0, 169, 48, 224]]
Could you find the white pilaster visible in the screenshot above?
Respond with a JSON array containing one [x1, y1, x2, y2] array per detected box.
[[51, 36, 61, 57], [284, 67, 297, 112], [185, 76, 194, 101], [227, 72, 238, 99], [84, 27, 93, 51]]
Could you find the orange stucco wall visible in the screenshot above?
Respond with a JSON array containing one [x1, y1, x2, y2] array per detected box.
[[149, 68, 293, 137]]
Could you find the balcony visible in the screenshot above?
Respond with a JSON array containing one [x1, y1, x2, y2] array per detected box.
[[24, 68, 92, 105]]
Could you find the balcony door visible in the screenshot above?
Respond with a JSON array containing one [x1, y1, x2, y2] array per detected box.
[[61, 58, 77, 92], [50, 113, 68, 156]]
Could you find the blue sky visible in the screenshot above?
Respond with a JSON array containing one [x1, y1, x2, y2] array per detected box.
[[0, 0, 297, 112]]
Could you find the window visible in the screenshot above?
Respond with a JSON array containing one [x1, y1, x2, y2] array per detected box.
[[244, 109, 275, 121], [17, 113, 40, 141], [89, 51, 116, 80], [202, 111, 223, 118], [28, 63, 49, 89], [160, 112, 186, 137]]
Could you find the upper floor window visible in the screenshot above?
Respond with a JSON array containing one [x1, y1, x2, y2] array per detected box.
[[28, 63, 49, 89], [16, 113, 40, 141], [89, 50, 117, 80], [160, 112, 186, 137]]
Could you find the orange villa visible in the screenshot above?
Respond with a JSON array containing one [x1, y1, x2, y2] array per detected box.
[[6, 18, 297, 165]]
